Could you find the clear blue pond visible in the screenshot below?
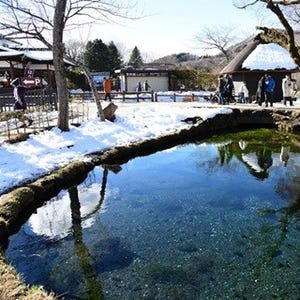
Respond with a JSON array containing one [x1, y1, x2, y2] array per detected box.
[[5, 130, 300, 299]]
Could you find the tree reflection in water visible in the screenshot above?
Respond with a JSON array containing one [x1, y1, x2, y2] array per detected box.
[[67, 167, 110, 299], [67, 165, 123, 299]]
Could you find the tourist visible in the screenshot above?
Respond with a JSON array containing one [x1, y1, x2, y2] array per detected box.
[[238, 81, 249, 103], [143, 80, 151, 92], [224, 74, 234, 104], [282, 74, 294, 106], [11, 78, 27, 110], [256, 75, 266, 106], [217, 75, 225, 105], [103, 77, 112, 101], [136, 81, 142, 92], [265, 74, 275, 107]]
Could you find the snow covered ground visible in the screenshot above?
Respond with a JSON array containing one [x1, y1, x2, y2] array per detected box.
[[0, 97, 234, 195], [1, 89, 299, 196]]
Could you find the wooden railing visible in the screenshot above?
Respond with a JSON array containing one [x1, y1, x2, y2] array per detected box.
[[0, 89, 58, 112], [70, 91, 209, 102]]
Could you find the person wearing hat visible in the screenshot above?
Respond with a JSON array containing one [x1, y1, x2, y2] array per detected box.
[[11, 78, 27, 110]]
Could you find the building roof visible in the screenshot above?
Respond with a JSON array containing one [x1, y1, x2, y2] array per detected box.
[[221, 35, 299, 74], [0, 45, 74, 66]]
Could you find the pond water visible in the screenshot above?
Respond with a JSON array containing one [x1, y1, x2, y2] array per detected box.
[[5, 130, 300, 300]]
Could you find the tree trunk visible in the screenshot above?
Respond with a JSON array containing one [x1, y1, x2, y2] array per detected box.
[[53, 0, 69, 131], [258, 1, 300, 67], [82, 66, 105, 121]]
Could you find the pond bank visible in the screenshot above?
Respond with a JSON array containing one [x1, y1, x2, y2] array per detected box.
[[0, 107, 299, 299]]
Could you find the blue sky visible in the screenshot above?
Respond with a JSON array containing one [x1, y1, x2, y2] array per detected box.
[[70, 0, 280, 61]]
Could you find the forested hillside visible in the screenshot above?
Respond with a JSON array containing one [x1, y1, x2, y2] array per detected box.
[[151, 36, 253, 72]]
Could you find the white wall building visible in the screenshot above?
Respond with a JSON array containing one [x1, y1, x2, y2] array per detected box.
[[115, 68, 170, 92]]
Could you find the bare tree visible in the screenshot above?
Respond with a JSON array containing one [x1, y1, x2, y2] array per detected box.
[[234, 0, 300, 67], [0, 0, 136, 131], [65, 39, 86, 62], [195, 26, 239, 63], [53, 0, 69, 130]]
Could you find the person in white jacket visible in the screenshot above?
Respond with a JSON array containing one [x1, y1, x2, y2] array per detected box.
[[238, 81, 249, 103], [282, 74, 295, 106]]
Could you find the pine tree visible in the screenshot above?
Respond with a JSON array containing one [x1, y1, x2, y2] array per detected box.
[[84, 39, 110, 72], [128, 46, 143, 68], [108, 41, 123, 73]]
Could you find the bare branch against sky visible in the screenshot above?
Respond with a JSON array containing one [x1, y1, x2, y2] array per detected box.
[[0, 0, 139, 48]]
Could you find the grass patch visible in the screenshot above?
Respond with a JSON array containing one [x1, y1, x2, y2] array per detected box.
[[0, 252, 55, 300]]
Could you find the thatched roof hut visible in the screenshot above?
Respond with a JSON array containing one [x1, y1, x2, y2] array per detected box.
[[220, 35, 299, 101]]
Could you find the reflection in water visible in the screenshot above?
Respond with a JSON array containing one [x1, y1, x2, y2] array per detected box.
[[5, 130, 300, 299], [69, 186, 104, 300], [280, 145, 290, 166], [217, 143, 233, 165], [257, 145, 273, 173]]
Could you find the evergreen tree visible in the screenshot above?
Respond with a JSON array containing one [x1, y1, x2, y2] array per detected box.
[[108, 41, 123, 73], [128, 46, 143, 68], [84, 39, 110, 72]]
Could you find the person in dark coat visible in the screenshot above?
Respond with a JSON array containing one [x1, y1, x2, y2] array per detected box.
[[136, 81, 142, 92], [224, 74, 234, 103], [256, 75, 266, 106], [11, 78, 27, 110], [143, 80, 151, 92], [217, 75, 226, 104]]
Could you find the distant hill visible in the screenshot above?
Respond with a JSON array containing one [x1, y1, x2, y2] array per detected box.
[[150, 36, 254, 73], [153, 53, 199, 65]]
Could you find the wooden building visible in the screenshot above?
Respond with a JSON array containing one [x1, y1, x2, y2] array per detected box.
[[0, 37, 74, 89]]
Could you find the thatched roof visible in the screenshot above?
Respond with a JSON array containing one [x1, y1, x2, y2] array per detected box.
[[221, 38, 260, 74], [221, 35, 299, 74]]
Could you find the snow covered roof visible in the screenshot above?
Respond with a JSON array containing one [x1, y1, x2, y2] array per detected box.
[[23, 49, 54, 61], [0, 47, 74, 66], [242, 43, 298, 70], [221, 36, 299, 74], [0, 46, 23, 57]]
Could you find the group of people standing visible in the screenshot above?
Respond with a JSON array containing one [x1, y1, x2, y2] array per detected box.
[[217, 73, 297, 107], [256, 74, 276, 107], [217, 74, 235, 105], [256, 73, 296, 107], [136, 80, 151, 92], [103, 77, 152, 101]]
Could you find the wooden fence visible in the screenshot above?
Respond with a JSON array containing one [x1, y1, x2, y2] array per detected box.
[[0, 88, 58, 112], [0, 89, 209, 143], [70, 91, 207, 102]]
